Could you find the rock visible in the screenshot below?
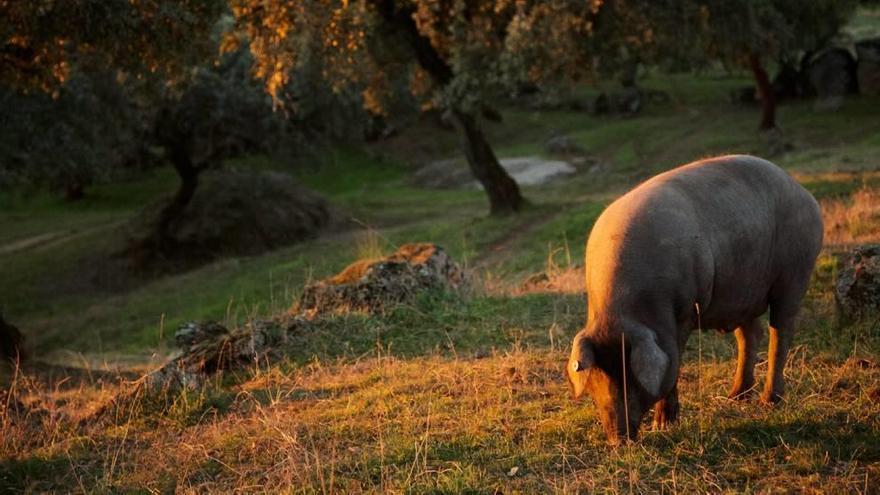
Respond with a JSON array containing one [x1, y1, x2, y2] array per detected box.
[[856, 38, 880, 96], [835, 244, 880, 324], [809, 48, 858, 111], [415, 157, 577, 189], [145, 318, 297, 391], [412, 158, 474, 189], [127, 170, 333, 268], [544, 134, 585, 155], [295, 243, 468, 317], [488, 158, 576, 187], [174, 321, 230, 352], [613, 86, 642, 114]]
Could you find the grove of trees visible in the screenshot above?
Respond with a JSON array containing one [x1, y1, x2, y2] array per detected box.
[[1, 0, 872, 217]]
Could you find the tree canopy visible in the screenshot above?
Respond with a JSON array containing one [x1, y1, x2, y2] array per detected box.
[[0, 0, 224, 93], [227, 0, 625, 214], [693, 0, 860, 129]]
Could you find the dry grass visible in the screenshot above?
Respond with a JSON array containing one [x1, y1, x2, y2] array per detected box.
[[822, 187, 880, 246], [3, 284, 879, 493]]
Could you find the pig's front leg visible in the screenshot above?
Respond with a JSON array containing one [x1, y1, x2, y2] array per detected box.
[[652, 383, 679, 431]]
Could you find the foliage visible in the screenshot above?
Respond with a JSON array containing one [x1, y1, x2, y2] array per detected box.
[[696, 0, 859, 67], [0, 71, 147, 198], [154, 47, 281, 172], [0, 0, 225, 93]]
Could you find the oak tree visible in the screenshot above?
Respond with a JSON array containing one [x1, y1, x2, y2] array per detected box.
[[230, 0, 611, 215]]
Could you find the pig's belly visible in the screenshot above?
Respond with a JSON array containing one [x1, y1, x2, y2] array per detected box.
[[697, 287, 770, 332]]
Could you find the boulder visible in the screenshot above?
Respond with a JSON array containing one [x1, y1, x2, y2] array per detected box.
[[412, 158, 475, 189], [856, 38, 880, 97], [295, 243, 468, 317], [544, 134, 585, 155], [613, 86, 642, 114], [414, 157, 577, 189], [144, 318, 298, 391], [809, 48, 858, 111], [835, 244, 880, 323]]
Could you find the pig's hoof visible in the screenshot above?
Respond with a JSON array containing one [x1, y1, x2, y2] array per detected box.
[[652, 407, 678, 431], [759, 391, 783, 406]]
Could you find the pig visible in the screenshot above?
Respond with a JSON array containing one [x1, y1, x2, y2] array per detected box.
[[566, 155, 823, 445]]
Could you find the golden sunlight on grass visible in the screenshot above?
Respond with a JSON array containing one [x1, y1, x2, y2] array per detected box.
[[822, 186, 880, 246], [3, 338, 879, 492]]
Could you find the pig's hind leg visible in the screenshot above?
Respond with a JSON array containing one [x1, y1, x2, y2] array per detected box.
[[729, 318, 762, 399], [762, 269, 812, 405]]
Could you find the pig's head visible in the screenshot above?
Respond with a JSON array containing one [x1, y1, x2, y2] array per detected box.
[[566, 325, 670, 445]]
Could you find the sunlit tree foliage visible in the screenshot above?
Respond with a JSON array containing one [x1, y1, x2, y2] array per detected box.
[[229, 0, 625, 215], [0, 0, 225, 93]]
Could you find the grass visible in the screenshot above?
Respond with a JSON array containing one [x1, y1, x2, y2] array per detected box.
[[2, 64, 880, 492]]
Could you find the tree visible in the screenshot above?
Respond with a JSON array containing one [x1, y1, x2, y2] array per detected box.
[[0, 71, 147, 200], [694, 0, 859, 130], [1, 0, 225, 94], [133, 47, 285, 256], [0, 0, 227, 198], [229, 1, 607, 215]]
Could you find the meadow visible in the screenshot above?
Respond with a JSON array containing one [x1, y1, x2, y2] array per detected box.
[[2, 72, 880, 493]]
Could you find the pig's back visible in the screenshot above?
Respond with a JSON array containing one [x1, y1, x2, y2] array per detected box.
[[586, 155, 821, 329]]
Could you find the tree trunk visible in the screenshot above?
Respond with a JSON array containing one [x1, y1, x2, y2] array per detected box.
[[379, 1, 524, 214], [453, 110, 524, 215], [749, 53, 777, 130], [64, 183, 85, 201], [155, 145, 201, 245]]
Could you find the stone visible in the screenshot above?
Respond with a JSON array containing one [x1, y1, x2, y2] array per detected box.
[[295, 243, 468, 317], [414, 157, 577, 189], [809, 48, 858, 111], [544, 134, 585, 155], [835, 244, 880, 323], [144, 318, 297, 391], [613, 86, 642, 114], [856, 38, 880, 96], [174, 321, 229, 352]]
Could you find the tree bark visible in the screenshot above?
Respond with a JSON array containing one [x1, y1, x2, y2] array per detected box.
[[379, 1, 524, 214], [453, 110, 524, 215], [64, 183, 85, 201], [155, 144, 201, 245], [749, 53, 777, 130]]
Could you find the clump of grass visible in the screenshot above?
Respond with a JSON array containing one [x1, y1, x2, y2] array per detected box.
[[822, 186, 880, 245]]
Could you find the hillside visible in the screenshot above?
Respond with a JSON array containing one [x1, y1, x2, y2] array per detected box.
[[2, 72, 880, 492]]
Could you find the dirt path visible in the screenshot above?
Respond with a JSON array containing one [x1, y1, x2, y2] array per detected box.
[[470, 208, 563, 271], [0, 220, 125, 257]]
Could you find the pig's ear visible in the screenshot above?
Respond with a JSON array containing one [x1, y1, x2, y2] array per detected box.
[[630, 334, 669, 396], [569, 334, 594, 374]]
